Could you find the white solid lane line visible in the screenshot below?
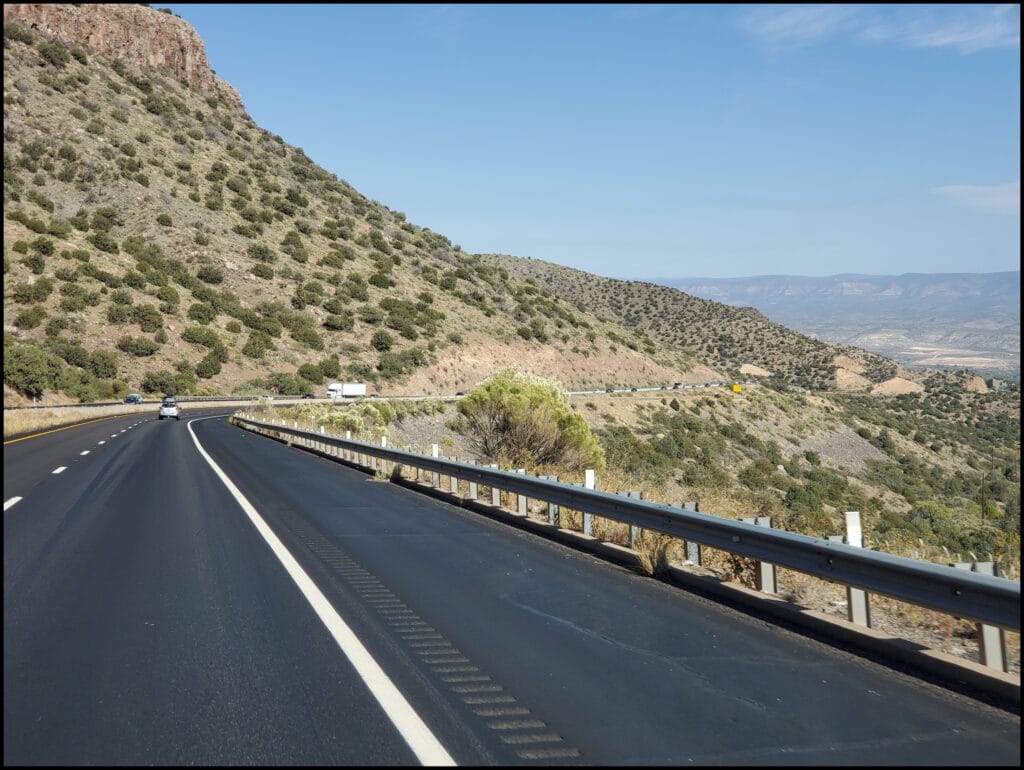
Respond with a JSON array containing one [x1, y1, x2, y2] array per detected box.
[[52, 467, 66, 474], [4, 497, 23, 511], [186, 417, 455, 767]]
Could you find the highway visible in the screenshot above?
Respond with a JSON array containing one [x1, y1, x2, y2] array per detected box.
[[4, 412, 1019, 765]]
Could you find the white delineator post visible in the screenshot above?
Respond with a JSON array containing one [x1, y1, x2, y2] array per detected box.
[[845, 511, 871, 627]]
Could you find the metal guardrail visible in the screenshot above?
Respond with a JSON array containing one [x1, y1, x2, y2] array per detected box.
[[233, 415, 1020, 633]]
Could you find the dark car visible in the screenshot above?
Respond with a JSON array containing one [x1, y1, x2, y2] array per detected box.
[[630, 387, 638, 392], [302, 393, 316, 399], [124, 393, 142, 404], [455, 391, 465, 397], [605, 387, 614, 393]]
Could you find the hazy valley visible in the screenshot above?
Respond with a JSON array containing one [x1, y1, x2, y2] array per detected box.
[[660, 273, 1020, 379]]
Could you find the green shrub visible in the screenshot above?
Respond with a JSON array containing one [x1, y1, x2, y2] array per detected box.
[[247, 243, 276, 263], [252, 264, 274, 279], [156, 213, 172, 227], [141, 369, 176, 394], [4, 22, 35, 44], [371, 330, 394, 352], [182, 325, 221, 348], [291, 325, 323, 350], [4, 344, 60, 398], [130, 304, 163, 333], [197, 265, 224, 284], [195, 351, 222, 378], [452, 368, 606, 471], [318, 354, 341, 378], [37, 39, 71, 67], [88, 350, 119, 378], [323, 313, 353, 331], [298, 363, 324, 384], [21, 253, 45, 274], [14, 305, 47, 329], [88, 232, 119, 254], [242, 330, 273, 358], [117, 336, 160, 357], [187, 303, 216, 324], [11, 277, 54, 303], [30, 236, 54, 256], [107, 304, 130, 323]]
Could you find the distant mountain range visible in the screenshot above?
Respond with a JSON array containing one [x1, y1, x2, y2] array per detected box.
[[654, 273, 1020, 379]]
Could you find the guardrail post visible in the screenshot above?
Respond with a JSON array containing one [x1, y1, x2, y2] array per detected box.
[[489, 464, 501, 507], [450, 461, 459, 495], [741, 516, 777, 594], [626, 490, 643, 548], [682, 502, 702, 566], [583, 469, 595, 536], [466, 460, 478, 500], [380, 436, 388, 476], [952, 561, 1008, 672], [541, 476, 560, 525], [844, 511, 871, 627], [516, 469, 527, 516], [346, 431, 352, 461], [431, 445, 440, 488]]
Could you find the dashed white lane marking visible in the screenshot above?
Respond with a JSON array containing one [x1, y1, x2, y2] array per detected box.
[[186, 417, 455, 766], [52, 467, 67, 474], [80, 450, 90, 456], [98, 440, 106, 445], [4, 497, 23, 511]]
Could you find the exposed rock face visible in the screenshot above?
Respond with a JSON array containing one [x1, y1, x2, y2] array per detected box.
[[835, 368, 871, 391], [740, 363, 772, 377], [871, 377, 925, 396], [2, 3, 244, 111]]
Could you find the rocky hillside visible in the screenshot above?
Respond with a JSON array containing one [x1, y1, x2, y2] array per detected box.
[[4, 5, 704, 401], [478, 254, 903, 391]]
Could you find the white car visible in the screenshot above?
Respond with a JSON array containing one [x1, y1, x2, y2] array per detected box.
[[158, 400, 180, 420]]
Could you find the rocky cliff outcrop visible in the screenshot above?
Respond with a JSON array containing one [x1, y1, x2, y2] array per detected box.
[[3, 3, 244, 111]]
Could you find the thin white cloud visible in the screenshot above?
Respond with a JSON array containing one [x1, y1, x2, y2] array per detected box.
[[861, 5, 1020, 53], [739, 5, 859, 48], [932, 182, 1020, 214], [742, 4, 1020, 53]]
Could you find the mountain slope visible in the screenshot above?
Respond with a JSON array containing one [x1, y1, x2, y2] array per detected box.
[[3, 7, 697, 400], [477, 254, 902, 390], [659, 273, 1021, 378]]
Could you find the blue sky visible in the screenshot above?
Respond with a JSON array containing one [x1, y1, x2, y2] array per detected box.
[[168, 4, 1019, 280]]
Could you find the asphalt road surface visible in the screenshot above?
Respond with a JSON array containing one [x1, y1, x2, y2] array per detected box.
[[4, 412, 1019, 765]]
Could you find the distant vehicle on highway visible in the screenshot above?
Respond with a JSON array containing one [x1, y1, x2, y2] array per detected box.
[[455, 391, 465, 397], [630, 387, 638, 392], [124, 393, 142, 404], [302, 393, 316, 399], [158, 399, 180, 420], [605, 387, 614, 393]]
